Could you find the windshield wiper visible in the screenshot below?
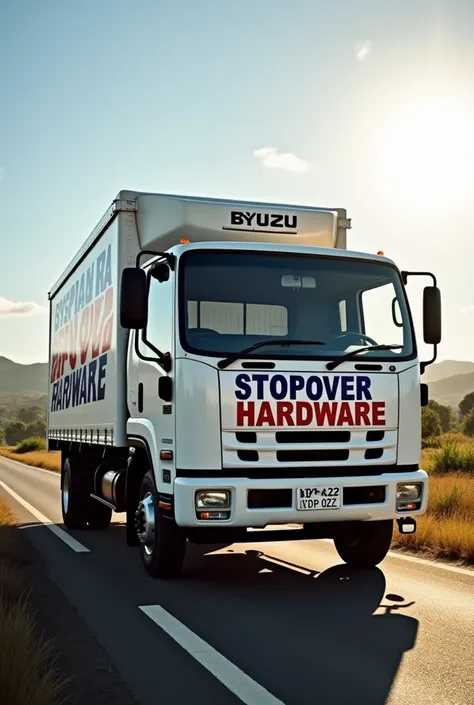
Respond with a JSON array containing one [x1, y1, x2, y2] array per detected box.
[[217, 340, 325, 370], [326, 344, 404, 371]]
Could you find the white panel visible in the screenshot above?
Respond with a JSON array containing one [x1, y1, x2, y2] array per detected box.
[[175, 358, 222, 470], [397, 364, 422, 465]]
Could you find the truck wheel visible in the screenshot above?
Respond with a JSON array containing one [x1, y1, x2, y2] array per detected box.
[[87, 499, 113, 530], [135, 471, 186, 579], [61, 457, 90, 530], [333, 520, 393, 568]]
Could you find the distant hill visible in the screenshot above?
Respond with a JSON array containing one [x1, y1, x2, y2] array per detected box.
[[423, 360, 474, 384], [0, 356, 48, 396], [427, 371, 474, 409], [0, 357, 48, 427]]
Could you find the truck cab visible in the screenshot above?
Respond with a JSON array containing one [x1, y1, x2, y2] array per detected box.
[[49, 192, 441, 579]]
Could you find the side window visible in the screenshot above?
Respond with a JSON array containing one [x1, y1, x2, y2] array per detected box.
[[361, 283, 404, 347], [146, 275, 173, 353]]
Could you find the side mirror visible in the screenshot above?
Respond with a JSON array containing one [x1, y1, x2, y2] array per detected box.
[[120, 268, 148, 329], [423, 286, 441, 345]]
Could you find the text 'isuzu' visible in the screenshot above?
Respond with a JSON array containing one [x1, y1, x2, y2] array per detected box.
[[47, 191, 442, 578]]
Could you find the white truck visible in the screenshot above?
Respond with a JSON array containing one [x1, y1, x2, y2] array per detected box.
[[47, 191, 441, 578]]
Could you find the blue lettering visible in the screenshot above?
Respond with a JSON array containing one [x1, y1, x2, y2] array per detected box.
[[253, 374, 269, 400], [341, 376, 354, 400], [96, 250, 106, 297], [289, 375, 305, 399], [323, 376, 340, 400], [79, 368, 87, 404], [86, 263, 94, 304], [306, 376, 323, 401], [357, 376, 372, 400], [51, 382, 58, 411], [78, 273, 85, 311], [235, 373, 251, 400], [72, 368, 81, 407], [97, 353, 108, 400], [269, 374, 288, 400], [88, 359, 98, 402]]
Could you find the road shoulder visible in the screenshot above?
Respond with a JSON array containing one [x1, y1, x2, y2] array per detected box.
[[3, 494, 139, 705]]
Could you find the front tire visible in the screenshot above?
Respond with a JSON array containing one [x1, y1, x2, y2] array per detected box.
[[136, 471, 186, 579], [334, 520, 393, 568]]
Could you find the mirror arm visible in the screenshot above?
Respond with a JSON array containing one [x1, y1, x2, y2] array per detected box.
[[420, 343, 438, 375], [136, 249, 176, 270], [133, 329, 172, 373], [401, 270, 437, 287]]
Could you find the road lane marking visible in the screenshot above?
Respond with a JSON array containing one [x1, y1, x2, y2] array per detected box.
[[0, 479, 90, 553], [139, 604, 285, 705]]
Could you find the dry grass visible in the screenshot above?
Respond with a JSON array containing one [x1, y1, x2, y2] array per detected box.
[[392, 474, 474, 564], [0, 498, 67, 705], [0, 448, 60, 473]]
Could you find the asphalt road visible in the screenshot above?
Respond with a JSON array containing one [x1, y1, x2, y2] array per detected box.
[[0, 455, 473, 705]]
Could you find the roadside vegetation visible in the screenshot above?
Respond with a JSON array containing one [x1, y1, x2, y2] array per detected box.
[[0, 397, 473, 565], [0, 497, 66, 704]]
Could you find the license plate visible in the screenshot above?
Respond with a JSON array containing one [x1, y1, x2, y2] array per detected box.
[[296, 486, 342, 510]]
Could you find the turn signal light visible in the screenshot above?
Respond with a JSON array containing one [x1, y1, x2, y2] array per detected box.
[[180, 238, 190, 244], [160, 450, 173, 461]]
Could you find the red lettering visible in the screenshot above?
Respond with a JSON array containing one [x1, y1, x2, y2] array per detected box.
[[101, 288, 114, 354], [50, 351, 58, 383], [91, 295, 104, 359], [295, 401, 312, 426], [79, 306, 92, 365], [276, 402, 295, 426], [256, 402, 275, 426], [59, 325, 68, 377], [337, 402, 354, 426], [354, 402, 371, 426], [237, 401, 255, 426], [69, 316, 79, 370], [313, 402, 338, 426], [372, 401, 385, 426]]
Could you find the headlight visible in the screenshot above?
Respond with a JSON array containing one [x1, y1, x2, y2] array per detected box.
[[396, 483, 422, 502], [195, 490, 230, 509]]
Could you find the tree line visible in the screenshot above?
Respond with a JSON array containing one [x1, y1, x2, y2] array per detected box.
[[0, 406, 46, 447], [422, 392, 474, 438]]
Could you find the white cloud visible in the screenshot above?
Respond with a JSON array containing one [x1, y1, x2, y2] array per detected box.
[[355, 40, 372, 61], [0, 297, 46, 318], [253, 147, 310, 173]]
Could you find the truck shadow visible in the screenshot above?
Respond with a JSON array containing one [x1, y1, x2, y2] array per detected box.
[[170, 543, 419, 705]]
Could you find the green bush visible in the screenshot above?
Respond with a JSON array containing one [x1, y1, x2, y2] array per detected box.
[[422, 435, 442, 449], [14, 437, 46, 454], [431, 439, 474, 475]]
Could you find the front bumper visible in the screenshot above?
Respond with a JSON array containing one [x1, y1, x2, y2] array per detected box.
[[173, 470, 429, 527]]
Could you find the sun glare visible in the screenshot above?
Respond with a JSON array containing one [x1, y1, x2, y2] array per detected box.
[[379, 98, 474, 202]]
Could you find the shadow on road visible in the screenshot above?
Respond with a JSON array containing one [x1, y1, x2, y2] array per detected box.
[[167, 543, 419, 705], [15, 521, 419, 705]]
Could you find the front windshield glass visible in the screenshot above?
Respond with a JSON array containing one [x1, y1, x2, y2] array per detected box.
[[179, 250, 415, 361]]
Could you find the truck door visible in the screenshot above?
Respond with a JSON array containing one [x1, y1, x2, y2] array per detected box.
[[134, 269, 176, 490]]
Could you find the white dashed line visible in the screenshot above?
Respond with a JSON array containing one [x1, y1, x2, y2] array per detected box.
[[0, 479, 90, 553], [140, 604, 285, 705]]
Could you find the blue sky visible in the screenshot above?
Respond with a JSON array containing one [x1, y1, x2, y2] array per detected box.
[[1, 0, 474, 363]]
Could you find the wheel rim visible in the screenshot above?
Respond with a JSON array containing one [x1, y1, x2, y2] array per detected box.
[[62, 472, 69, 514], [135, 492, 156, 556]]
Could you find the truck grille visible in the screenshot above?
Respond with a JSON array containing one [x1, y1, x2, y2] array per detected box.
[[222, 428, 397, 471]]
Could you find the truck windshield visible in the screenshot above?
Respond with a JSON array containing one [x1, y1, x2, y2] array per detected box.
[[179, 250, 415, 362]]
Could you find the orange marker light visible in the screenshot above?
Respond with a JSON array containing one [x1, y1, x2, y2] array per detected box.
[[180, 238, 190, 244], [377, 250, 384, 256]]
